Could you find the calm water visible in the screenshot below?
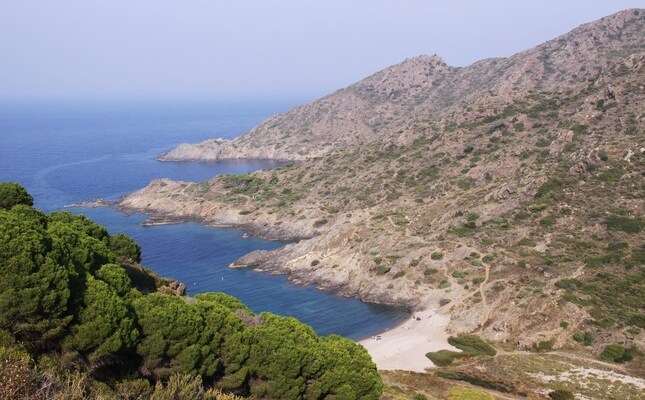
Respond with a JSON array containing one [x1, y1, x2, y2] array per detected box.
[[0, 100, 407, 339]]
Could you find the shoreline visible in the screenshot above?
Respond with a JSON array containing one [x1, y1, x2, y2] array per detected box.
[[86, 198, 454, 372], [118, 206, 313, 242], [358, 309, 455, 372]]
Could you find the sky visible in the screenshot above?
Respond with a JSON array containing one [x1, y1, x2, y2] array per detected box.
[[0, 0, 642, 101]]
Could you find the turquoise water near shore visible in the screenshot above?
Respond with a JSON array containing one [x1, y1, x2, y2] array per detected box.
[[0, 100, 408, 339]]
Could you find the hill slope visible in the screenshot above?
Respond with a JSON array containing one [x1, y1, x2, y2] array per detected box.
[[124, 9, 644, 367], [161, 9, 644, 162]]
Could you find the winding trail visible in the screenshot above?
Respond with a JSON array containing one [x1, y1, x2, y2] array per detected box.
[[495, 349, 633, 375]]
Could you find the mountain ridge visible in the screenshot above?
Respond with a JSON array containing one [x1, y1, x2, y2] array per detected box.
[[160, 9, 643, 162]]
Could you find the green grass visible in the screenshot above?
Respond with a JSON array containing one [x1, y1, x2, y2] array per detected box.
[[447, 387, 494, 400]]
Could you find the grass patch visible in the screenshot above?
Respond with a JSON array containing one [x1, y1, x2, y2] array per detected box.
[[447, 387, 494, 400], [605, 215, 643, 234]]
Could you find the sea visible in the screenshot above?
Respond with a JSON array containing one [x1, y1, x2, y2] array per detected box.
[[0, 99, 408, 340]]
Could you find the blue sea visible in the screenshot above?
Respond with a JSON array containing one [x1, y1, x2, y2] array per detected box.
[[0, 99, 407, 339]]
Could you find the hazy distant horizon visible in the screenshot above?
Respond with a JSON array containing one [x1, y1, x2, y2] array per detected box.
[[1, 1, 642, 101]]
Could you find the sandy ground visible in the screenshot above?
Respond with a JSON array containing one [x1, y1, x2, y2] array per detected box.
[[358, 310, 455, 372]]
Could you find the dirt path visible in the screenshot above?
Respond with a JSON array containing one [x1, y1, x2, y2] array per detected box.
[[477, 262, 491, 328], [496, 349, 631, 374]]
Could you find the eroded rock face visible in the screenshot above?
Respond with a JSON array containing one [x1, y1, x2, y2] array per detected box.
[[158, 280, 187, 296], [568, 155, 601, 176], [159, 139, 298, 162], [549, 130, 574, 156], [160, 139, 231, 162]]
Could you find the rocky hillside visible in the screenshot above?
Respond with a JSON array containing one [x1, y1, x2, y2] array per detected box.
[[161, 9, 644, 162], [125, 9, 644, 364]]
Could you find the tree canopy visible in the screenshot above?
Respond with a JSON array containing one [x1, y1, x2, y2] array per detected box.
[[0, 183, 382, 399], [0, 182, 34, 209]]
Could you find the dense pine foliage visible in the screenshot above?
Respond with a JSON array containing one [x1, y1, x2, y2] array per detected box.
[[0, 183, 382, 399]]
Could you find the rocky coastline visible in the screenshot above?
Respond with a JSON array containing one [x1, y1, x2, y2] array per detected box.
[[116, 178, 428, 309]]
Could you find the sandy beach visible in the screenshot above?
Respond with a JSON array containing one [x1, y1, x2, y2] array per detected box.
[[359, 310, 455, 372]]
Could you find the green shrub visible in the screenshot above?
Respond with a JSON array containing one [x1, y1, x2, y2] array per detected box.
[[535, 178, 562, 198], [481, 254, 494, 263], [454, 225, 474, 237], [0, 206, 73, 347], [456, 178, 474, 190], [452, 270, 467, 279], [472, 277, 485, 285], [377, 265, 391, 274], [540, 215, 557, 227], [533, 340, 553, 352], [605, 215, 643, 234], [466, 212, 479, 222], [425, 350, 466, 366], [555, 278, 582, 290], [572, 331, 596, 346], [599, 343, 633, 363], [222, 174, 265, 195], [548, 389, 575, 400], [598, 150, 609, 161], [109, 233, 142, 263], [0, 182, 34, 210], [447, 335, 496, 356], [431, 252, 444, 260], [95, 263, 133, 296], [571, 123, 588, 135], [66, 276, 139, 362], [439, 280, 451, 289]]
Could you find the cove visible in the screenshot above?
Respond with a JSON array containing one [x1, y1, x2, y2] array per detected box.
[[0, 99, 408, 339]]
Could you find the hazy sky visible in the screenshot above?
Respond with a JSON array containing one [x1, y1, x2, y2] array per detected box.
[[1, 1, 642, 100]]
